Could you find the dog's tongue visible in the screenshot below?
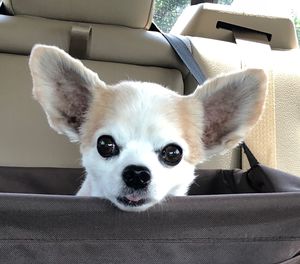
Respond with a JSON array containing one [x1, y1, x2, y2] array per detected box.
[[125, 194, 143, 202]]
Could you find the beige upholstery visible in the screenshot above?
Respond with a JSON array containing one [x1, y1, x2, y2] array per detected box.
[[3, 0, 154, 29], [173, 4, 300, 176]]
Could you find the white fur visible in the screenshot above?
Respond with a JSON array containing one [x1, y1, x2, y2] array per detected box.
[[29, 44, 267, 212]]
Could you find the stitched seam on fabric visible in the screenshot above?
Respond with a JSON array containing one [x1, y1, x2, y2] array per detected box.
[[1, 50, 184, 73], [19, 15, 147, 30], [0, 237, 299, 243]]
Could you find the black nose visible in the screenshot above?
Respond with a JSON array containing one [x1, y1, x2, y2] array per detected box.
[[122, 165, 151, 190]]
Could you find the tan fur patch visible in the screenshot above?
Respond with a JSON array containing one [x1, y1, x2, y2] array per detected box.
[[80, 86, 116, 151], [177, 97, 204, 164]]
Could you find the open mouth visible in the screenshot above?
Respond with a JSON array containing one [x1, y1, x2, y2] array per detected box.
[[117, 194, 148, 207]]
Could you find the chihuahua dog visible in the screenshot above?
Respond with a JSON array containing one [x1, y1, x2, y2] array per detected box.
[[29, 45, 267, 211]]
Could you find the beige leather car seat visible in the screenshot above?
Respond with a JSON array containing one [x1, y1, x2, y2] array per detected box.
[[0, 0, 300, 176]]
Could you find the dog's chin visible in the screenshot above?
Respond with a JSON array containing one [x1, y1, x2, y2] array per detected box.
[[112, 195, 157, 212]]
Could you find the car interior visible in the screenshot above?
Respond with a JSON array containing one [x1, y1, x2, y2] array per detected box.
[[0, 0, 299, 263]]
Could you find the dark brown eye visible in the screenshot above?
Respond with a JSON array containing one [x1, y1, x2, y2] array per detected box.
[[97, 135, 120, 158], [159, 144, 183, 166]]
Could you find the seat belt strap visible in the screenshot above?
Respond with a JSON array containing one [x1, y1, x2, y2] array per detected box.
[[150, 23, 207, 85], [161, 33, 206, 85]]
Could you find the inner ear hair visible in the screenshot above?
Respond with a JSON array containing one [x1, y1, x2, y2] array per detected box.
[[195, 69, 267, 157], [54, 81, 92, 133], [29, 44, 104, 141]]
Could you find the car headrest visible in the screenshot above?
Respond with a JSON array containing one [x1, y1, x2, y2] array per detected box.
[[171, 3, 298, 50], [2, 0, 154, 29]]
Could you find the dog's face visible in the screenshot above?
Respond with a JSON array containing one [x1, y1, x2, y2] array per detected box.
[[29, 45, 267, 211]]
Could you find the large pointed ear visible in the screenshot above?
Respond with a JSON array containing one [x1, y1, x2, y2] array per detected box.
[[192, 69, 267, 158], [29, 44, 105, 142]]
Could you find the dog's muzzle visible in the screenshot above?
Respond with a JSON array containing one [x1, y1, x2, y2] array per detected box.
[[116, 165, 151, 208]]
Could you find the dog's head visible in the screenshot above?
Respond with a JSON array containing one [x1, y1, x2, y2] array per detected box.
[[29, 45, 267, 211]]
